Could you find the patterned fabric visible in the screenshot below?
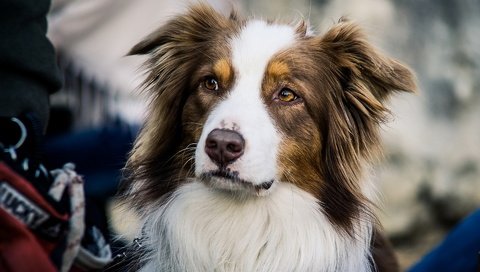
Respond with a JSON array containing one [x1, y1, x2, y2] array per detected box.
[[1, 114, 112, 271], [0, 161, 65, 272], [50, 163, 86, 272]]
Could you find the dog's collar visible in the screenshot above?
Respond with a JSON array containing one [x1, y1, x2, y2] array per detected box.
[[116, 236, 143, 259], [105, 237, 144, 271]]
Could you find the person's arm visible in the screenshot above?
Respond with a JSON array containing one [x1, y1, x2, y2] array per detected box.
[[0, 0, 62, 131]]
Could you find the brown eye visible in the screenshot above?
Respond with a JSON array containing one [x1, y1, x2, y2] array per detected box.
[[278, 88, 299, 103], [203, 77, 219, 91]]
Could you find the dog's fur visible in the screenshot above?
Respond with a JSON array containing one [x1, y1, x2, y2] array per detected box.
[[121, 4, 415, 272]]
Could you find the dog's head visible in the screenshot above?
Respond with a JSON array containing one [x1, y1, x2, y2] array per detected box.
[[122, 4, 415, 230]]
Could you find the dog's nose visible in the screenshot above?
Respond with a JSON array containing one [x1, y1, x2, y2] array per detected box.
[[205, 129, 245, 166]]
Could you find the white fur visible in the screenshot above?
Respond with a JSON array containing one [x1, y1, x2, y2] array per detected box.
[[138, 21, 375, 272], [140, 182, 373, 272], [195, 21, 296, 188]]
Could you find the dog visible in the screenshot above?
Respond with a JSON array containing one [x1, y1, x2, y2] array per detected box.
[[120, 4, 416, 271]]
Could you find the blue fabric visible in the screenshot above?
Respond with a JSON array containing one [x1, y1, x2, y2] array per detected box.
[[43, 119, 138, 197], [409, 209, 480, 272]]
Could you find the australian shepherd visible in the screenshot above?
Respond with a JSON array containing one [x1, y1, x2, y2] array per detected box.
[[120, 4, 415, 272]]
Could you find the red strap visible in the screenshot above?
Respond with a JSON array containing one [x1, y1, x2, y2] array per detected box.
[[0, 209, 57, 272], [0, 161, 72, 271], [0, 162, 67, 221]]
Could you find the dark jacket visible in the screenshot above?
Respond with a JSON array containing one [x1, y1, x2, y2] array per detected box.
[[0, 0, 62, 130]]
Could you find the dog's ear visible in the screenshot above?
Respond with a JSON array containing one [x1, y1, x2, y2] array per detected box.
[[320, 19, 416, 101], [128, 4, 233, 56], [319, 18, 416, 156], [122, 4, 235, 208], [314, 19, 416, 229], [320, 18, 416, 151]]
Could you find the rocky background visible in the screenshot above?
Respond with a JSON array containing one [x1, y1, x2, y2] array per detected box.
[[241, 0, 480, 268]]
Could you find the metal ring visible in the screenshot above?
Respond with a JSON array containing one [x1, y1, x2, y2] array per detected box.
[[10, 117, 27, 149]]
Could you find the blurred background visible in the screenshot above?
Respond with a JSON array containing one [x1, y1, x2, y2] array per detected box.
[[44, 0, 480, 270]]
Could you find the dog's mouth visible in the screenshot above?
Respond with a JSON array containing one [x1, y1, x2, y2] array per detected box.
[[199, 169, 274, 193]]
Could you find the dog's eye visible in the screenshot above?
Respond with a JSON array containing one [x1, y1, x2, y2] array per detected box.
[[277, 88, 299, 103], [203, 77, 219, 91]]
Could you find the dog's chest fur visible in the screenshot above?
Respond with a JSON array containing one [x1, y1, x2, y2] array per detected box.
[[140, 182, 372, 272]]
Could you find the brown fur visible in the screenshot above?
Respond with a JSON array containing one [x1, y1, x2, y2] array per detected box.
[[316, 19, 416, 230], [213, 59, 234, 84], [257, 21, 416, 230], [122, 4, 415, 270], [120, 5, 243, 209]]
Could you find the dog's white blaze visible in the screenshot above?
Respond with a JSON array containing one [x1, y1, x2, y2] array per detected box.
[[195, 20, 296, 186], [140, 182, 373, 272]]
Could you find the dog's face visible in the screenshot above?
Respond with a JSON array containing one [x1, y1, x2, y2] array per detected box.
[[124, 5, 415, 230], [190, 21, 311, 195]]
